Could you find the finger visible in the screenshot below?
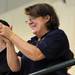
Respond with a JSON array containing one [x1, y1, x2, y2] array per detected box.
[[0, 32, 4, 36], [0, 36, 8, 44], [10, 25, 13, 30], [0, 24, 2, 29], [0, 27, 2, 33]]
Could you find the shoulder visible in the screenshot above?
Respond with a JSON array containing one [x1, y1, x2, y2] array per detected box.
[[43, 29, 69, 44], [46, 29, 67, 38], [48, 29, 65, 35]]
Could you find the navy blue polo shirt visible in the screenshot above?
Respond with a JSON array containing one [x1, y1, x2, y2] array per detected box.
[[19, 29, 73, 75]]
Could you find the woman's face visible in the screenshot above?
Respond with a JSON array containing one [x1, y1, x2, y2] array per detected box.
[[26, 15, 50, 35]]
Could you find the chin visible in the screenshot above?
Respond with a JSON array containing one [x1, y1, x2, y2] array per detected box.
[[32, 30, 37, 35], [32, 31, 36, 34]]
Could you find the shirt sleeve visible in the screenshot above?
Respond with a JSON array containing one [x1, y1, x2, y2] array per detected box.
[[36, 30, 68, 60]]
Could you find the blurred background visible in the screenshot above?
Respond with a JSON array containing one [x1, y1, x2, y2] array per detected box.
[[0, 0, 75, 74]]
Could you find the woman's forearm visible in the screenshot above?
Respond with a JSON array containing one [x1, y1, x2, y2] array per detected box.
[[10, 33, 45, 61], [6, 41, 21, 72]]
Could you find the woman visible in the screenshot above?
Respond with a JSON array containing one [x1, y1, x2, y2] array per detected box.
[[0, 3, 74, 75]]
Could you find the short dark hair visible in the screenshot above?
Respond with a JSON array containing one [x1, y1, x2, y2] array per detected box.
[[0, 19, 9, 27], [25, 3, 59, 30]]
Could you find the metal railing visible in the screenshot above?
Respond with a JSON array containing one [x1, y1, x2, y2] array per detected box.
[[29, 59, 75, 75]]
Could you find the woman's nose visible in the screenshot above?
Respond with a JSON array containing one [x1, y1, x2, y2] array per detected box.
[[25, 19, 33, 25], [28, 21, 33, 25]]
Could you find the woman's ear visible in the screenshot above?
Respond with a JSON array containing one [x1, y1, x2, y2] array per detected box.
[[45, 15, 50, 22]]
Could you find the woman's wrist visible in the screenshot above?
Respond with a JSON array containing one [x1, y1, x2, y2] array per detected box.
[[10, 32, 16, 42]]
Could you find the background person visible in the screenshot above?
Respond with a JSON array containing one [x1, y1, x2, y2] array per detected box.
[[0, 20, 12, 75], [0, 19, 20, 75]]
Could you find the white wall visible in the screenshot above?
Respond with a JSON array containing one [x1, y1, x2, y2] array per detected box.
[[0, 0, 75, 53]]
